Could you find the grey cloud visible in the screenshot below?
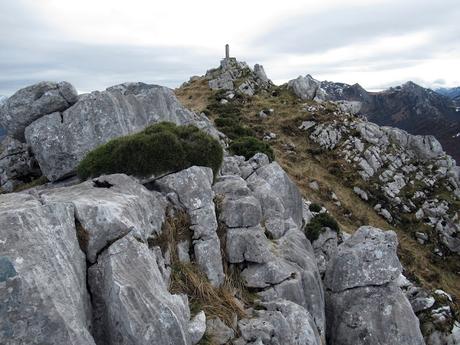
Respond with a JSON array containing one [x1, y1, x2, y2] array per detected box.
[[254, 0, 460, 55], [0, 1, 218, 95]]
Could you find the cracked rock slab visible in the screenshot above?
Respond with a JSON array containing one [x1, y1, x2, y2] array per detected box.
[[236, 299, 321, 345], [326, 284, 425, 345], [0, 197, 94, 344], [220, 195, 262, 228], [40, 173, 167, 263], [89, 234, 191, 345], [155, 166, 224, 286], [226, 225, 274, 263], [325, 226, 402, 292], [0, 81, 78, 140]]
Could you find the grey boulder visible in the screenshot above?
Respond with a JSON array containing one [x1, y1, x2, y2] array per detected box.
[[220, 195, 262, 228], [88, 234, 191, 345], [325, 226, 402, 292], [0, 195, 94, 344], [40, 174, 167, 263], [325, 226, 425, 345], [236, 299, 321, 345], [226, 226, 274, 263], [326, 284, 425, 345], [287, 75, 327, 101], [25, 82, 202, 181], [247, 162, 303, 228], [0, 81, 77, 140], [0, 136, 41, 192], [206, 318, 235, 344]]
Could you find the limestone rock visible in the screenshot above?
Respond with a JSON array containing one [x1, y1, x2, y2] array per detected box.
[[40, 173, 167, 263], [25, 82, 201, 181], [189, 311, 206, 345], [236, 299, 321, 345], [0, 81, 78, 140], [88, 234, 190, 345], [0, 196, 94, 344], [288, 75, 326, 101], [325, 226, 402, 291], [220, 195, 262, 228], [155, 166, 224, 286], [226, 226, 274, 263], [326, 284, 425, 345], [0, 136, 41, 192], [325, 226, 424, 345], [254, 64, 269, 84], [206, 318, 235, 345], [247, 162, 303, 228]]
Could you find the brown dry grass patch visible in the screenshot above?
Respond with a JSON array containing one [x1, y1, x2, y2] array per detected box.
[[153, 209, 247, 328]]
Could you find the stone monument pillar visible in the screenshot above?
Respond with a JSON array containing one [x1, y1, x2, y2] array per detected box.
[[225, 44, 230, 59]]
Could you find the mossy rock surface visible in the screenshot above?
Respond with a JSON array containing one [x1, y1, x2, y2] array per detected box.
[[77, 122, 223, 180]]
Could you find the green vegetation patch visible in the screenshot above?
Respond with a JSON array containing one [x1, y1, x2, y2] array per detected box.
[[229, 136, 275, 161], [77, 122, 223, 180], [309, 203, 322, 213], [305, 212, 340, 242]]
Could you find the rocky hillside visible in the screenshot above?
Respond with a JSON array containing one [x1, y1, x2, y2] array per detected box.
[[287, 75, 460, 163], [0, 57, 459, 344], [177, 58, 460, 344]]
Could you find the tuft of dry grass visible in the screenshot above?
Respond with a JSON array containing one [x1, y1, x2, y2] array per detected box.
[[12, 176, 48, 193], [175, 78, 213, 114], [170, 261, 246, 328], [152, 208, 248, 328]]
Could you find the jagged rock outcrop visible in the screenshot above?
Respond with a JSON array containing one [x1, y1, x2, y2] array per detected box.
[[24, 82, 215, 181], [234, 299, 321, 345], [206, 58, 272, 96], [0, 194, 94, 345], [89, 233, 191, 345], [39, 174, 167, 263], [325, 226, 425, 345], [0, 136, 41, 192], [306, 111, 460, 255], [288, 75, 327, 102], [296, 76, 460, 162], [154, 166, 225, 287], [0, 81, 78, 140], [216, 155, 325, 339]]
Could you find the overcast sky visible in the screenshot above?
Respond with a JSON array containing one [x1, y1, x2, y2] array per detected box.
[[1, 0, 459, 95]]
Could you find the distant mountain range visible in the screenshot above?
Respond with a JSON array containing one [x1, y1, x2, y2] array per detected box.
[[317, 80, 460, 162], [436, 86, 460, 101]]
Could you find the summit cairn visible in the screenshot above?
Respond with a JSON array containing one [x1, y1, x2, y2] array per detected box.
[[205, 44, 272, 95]]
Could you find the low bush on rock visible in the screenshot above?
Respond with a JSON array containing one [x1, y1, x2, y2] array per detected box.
[[209, 102, 254, 140], [229, 136, 275, 161], [77, 122, 223, 180], [305, 212, 340, 242], [309, 203, 322, 213]]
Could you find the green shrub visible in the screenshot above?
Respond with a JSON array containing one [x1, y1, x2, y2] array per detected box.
[[77, 122, 223, 180], [309, 203, 322, 213], [229, 136, 275, 161], [305, 213, 339, 242], [207, 102, 242, 119]]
